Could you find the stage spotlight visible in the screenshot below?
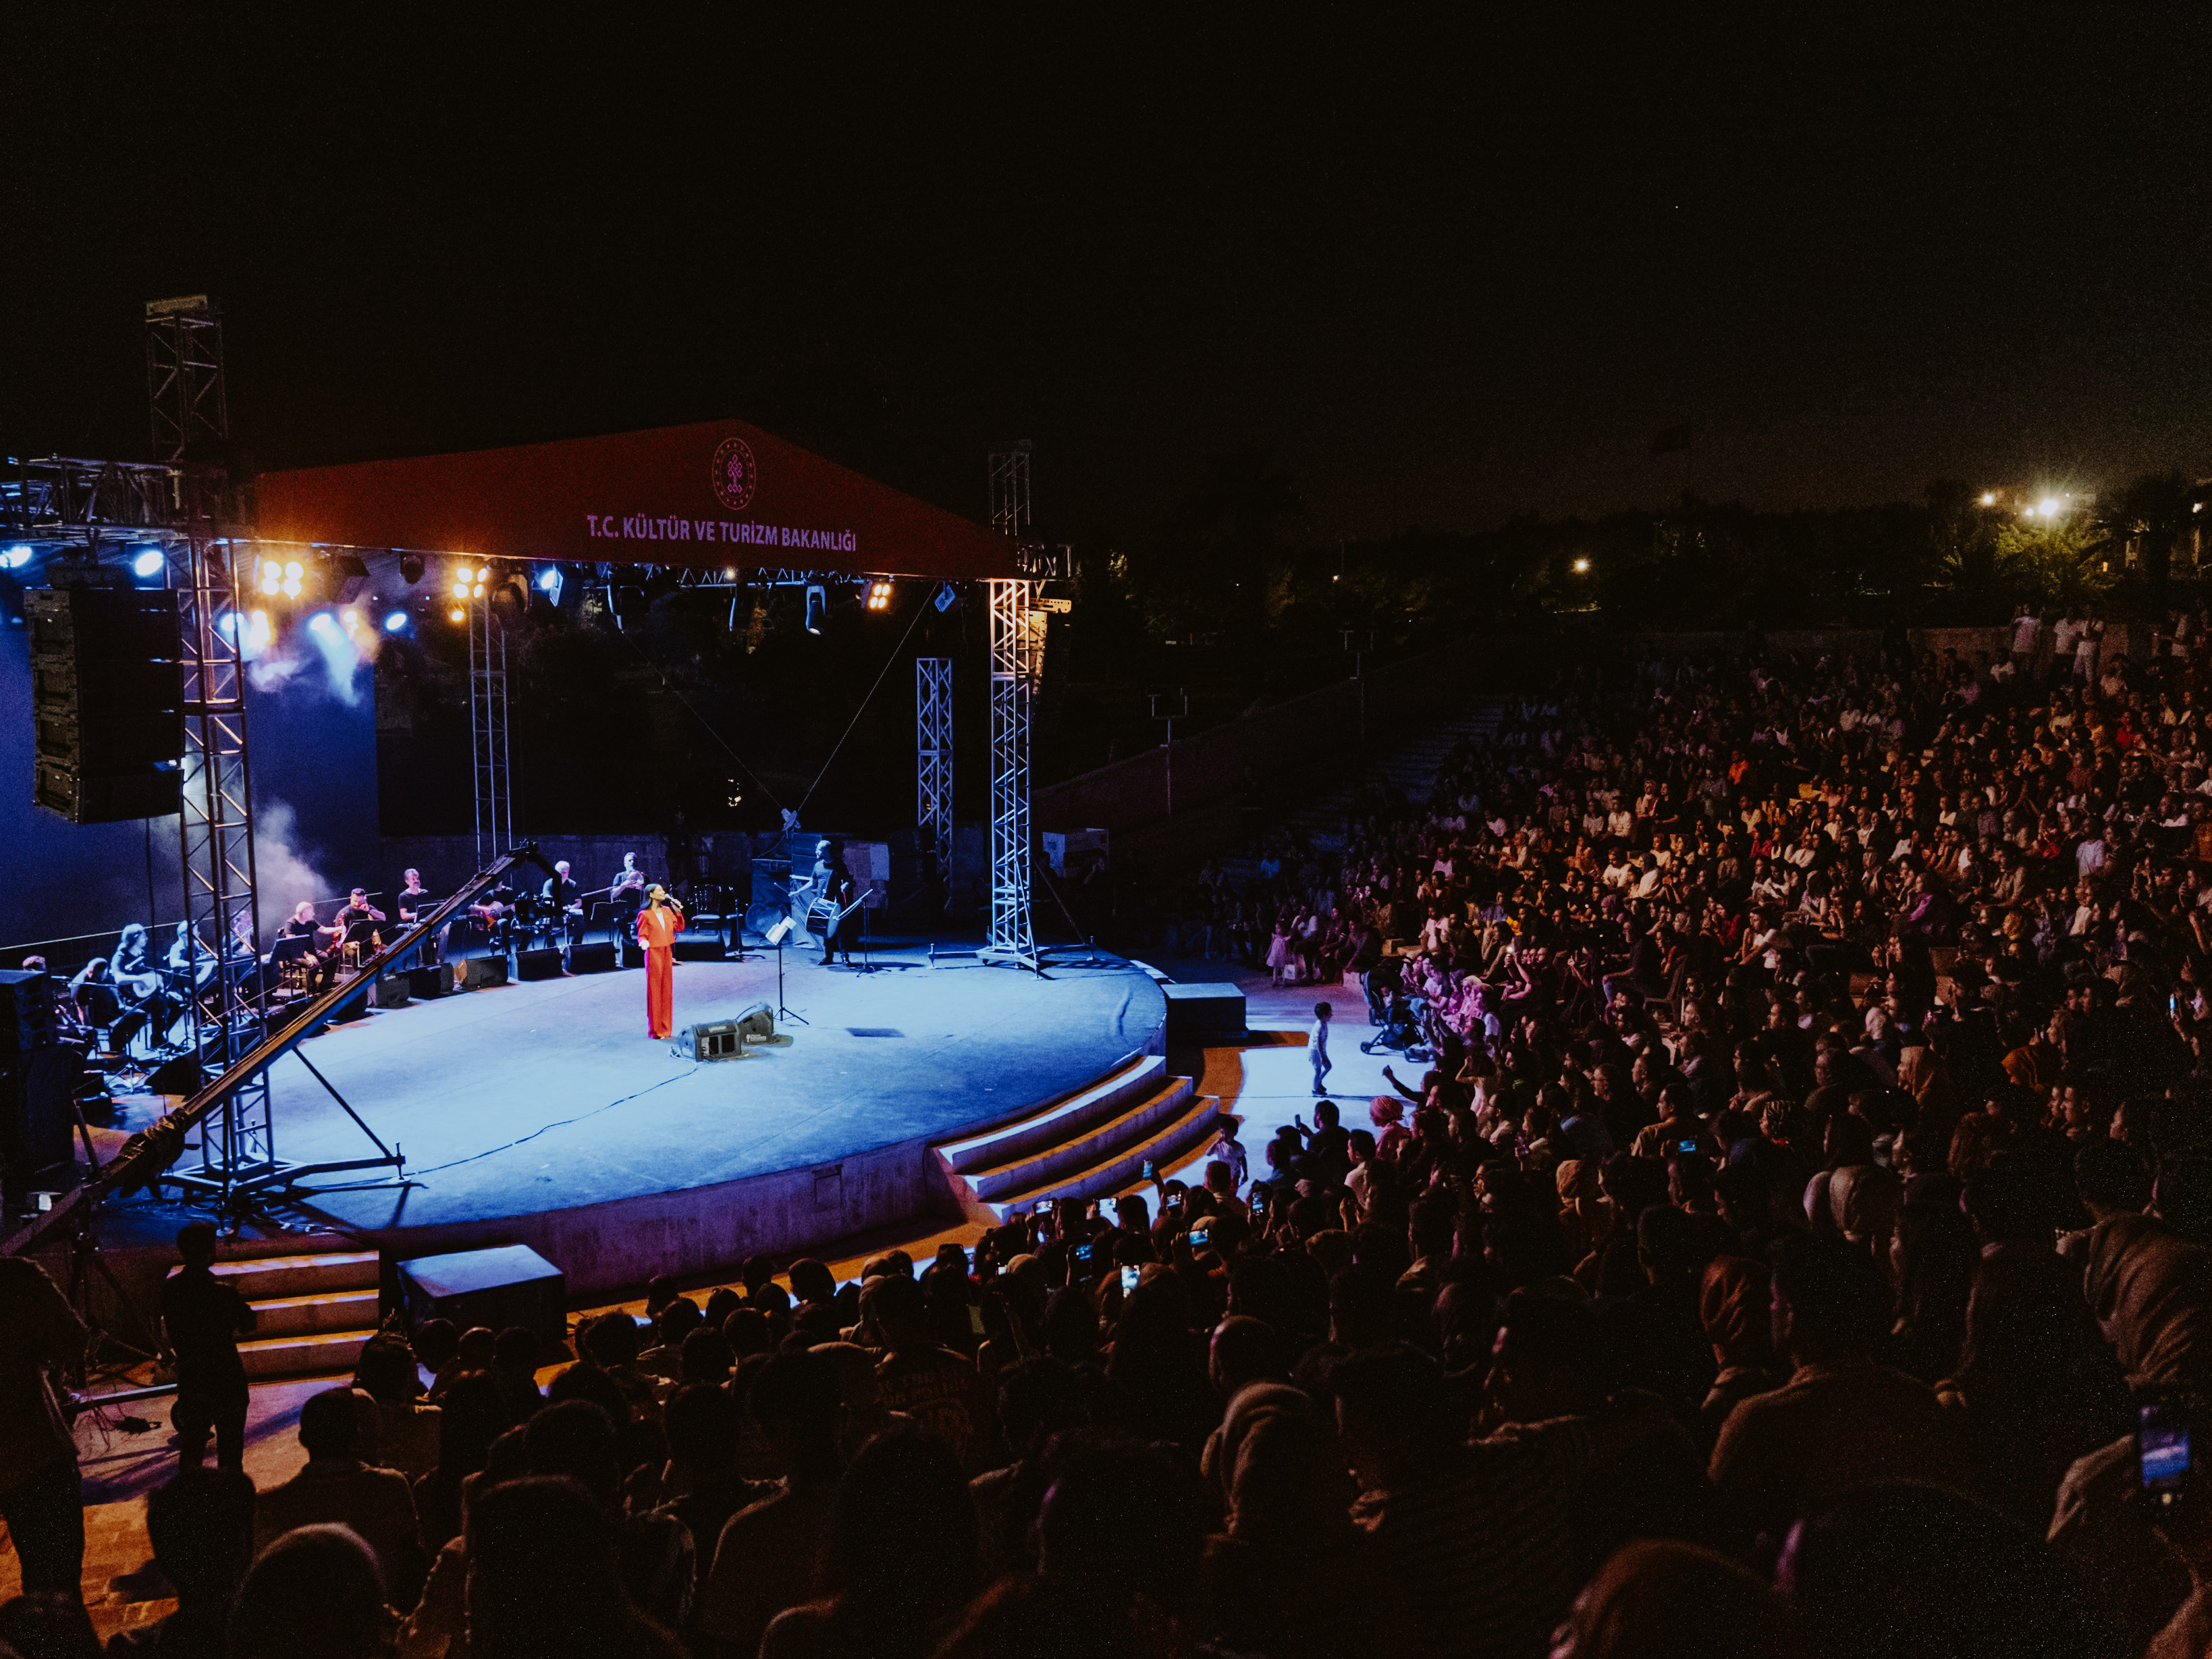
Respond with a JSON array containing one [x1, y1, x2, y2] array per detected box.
[[2, 545, 32, 570], [131, 546, 166, 578], [384, 609, 410, 634], [536, 567, 564, 605], [934, 582, 958, 613], [282, 560, 303, 599], [399, 553, 425, 584], [306, 611, 338, 637], [865, 579, 893, 611], [448, 605, 465, 623], [804, 583, 826, 634]]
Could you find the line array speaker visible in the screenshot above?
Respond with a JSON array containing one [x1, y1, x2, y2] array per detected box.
[[26, 588, 184, 823]]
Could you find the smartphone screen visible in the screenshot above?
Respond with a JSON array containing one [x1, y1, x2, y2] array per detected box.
[[1073, 1243, 1094, 1265], [1189, 1225, 1210, 1249], [2141, 1400, 2191, 1510], [967, 1303, 986, 1336], [1250, 1191, 1267, 1216], [1120, 1264, 1140, 1292], [1677, 1138, 1699, 1154]]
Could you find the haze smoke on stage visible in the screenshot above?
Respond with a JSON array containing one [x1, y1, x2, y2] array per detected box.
[[250, 798, 336, 923]]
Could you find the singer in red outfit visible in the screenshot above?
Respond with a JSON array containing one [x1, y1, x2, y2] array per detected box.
[[637, 884, 683, 1039]]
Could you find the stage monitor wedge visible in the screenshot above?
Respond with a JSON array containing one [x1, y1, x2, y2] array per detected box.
[[689, 1021, 742, 1061]]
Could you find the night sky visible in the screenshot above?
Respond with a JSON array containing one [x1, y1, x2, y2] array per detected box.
[[9, 7, 2210, 549]]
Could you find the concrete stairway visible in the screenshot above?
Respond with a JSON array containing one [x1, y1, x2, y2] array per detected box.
[[178, 1250, 383, 1380], [932, 1052, 1221, 1220]]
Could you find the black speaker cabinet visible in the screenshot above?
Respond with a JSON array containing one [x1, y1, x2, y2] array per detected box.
[[395, 1245, 568, 1364], [516, 948, 565, 982], [568, 942, 617, 974]]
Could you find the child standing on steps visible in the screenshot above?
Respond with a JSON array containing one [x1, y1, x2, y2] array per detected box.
[[1310, 1000, 1334, 1096]]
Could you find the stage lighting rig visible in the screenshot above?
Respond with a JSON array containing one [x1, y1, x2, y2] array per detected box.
[[130, 545, 166, 579], [399, 553, 426, 585], [865, 579, 893, 611], [2, 545, 33, 570], [259, 556, 304, 599], [804, 583, 827, 634]]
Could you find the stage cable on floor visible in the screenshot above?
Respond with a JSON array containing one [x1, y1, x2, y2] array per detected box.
[[402, 1071, 692, 1176], [795, 597, 931, 818]]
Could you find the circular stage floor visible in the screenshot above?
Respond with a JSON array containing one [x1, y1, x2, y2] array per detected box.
[[262, 952, 1162, 1251]]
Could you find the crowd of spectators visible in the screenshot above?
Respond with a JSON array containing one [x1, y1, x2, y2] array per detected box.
[[7, 613, 2212, 1656]]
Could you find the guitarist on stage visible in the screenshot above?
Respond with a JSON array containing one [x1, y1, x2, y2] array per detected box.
[[815, 847, 860, 969]]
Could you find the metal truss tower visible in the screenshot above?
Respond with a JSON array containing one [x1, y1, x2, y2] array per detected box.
[[164, 521, 275, 1201], [989, 441, 1031, 539], [984, 578, 1041, 966], [469, 596, 514, 865], [916, 657, 954, 854], [142, 295, 275, 1203], [145, 296, 228, 470]]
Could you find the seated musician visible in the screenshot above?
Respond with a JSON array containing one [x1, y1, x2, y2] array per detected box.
[[396, 869, 432, 925], [166, 920, 216, 989], [612, 852, 647, 905], [332, 888, 387, 937], [542, 861, 583, 944], [69, 957, 122, 1034], [278, 902, 334, 994], [110, 922, 171, 1041]]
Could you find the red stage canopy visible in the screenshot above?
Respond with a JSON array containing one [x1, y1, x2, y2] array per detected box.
[[252, 417, 1017, 581]]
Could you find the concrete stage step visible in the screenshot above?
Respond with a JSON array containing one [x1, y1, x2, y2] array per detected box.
[[169, 1250, 384, 1381], [238, 1328, 376, 1380], [931, 1045, 1222, 1222], [981, 1091, 1223, 1217], [204, 1250, 379, 1301], [935, 1054, 1167, 1178]]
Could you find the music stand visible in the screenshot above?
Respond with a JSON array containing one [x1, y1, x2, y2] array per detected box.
[[764, 917, 808, 1025]]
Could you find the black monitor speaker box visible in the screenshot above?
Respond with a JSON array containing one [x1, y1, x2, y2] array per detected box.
[[568, 942, 617, 974], [620, 936, 645, 969], [394, 1245, 568, 1364], [516, 948, 565, 982], [671, 935, 725, 962], [0, 970, 56, 1060], [406, 966, 452, 1000], [455, 954, 508, 991], [689, 1021, 741, 1060], [734, 1002, 775, 1043], [1, 1046, 80, 1193], [369, 975, 412, 1009]]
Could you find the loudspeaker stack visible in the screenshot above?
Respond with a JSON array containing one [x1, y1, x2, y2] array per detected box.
[[26, 588, 185, 823]]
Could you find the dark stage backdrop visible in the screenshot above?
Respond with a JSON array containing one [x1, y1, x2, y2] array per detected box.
[[0, 611, 380, 960]]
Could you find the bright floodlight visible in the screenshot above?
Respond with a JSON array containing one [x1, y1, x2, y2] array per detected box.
[[284, 560, 303, 579], [475, 566, 489, 581], [1572, 557, 1591, 573], [1979, 492, 1996, 506], [448, 606, 464, 623], [307, 611, 337, 634], [1, 545, 32, 570], [384, 609, 410, 633], [2040, 497, 2061, 516], [132, 547, 165, 578], [537, 568, 560, 591]]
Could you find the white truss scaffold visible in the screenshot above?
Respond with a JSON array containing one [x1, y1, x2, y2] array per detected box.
[[163, 518, 275, 1203], [984, 578, 1041, 967], [917, 657, 954, 856], [470, 596, 513, 865]]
